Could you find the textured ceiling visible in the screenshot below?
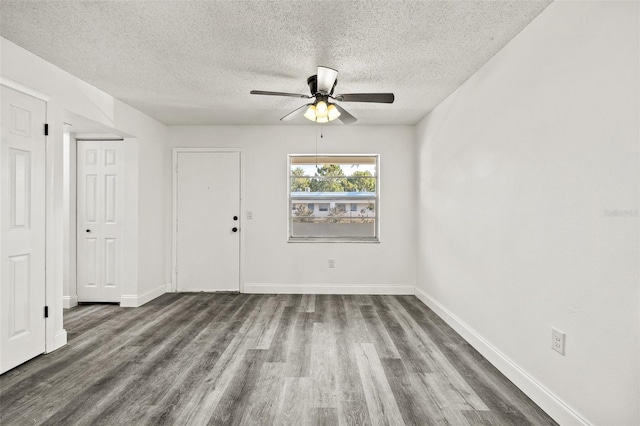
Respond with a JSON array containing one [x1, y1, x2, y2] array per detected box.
[[0, 1, 552, 126]]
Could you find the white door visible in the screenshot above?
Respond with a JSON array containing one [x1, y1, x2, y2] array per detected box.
[[176, 151, 240, 292], [0, 86, 47, 374], [76, 141, 123, 303]]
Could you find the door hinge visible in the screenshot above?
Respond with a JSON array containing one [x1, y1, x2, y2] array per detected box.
[[44, 123, 49, 136], [44, 306, 49, 318]]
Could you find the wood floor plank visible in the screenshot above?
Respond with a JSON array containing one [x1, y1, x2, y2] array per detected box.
[[266, 306, 296, 363], [373, 299, 434, 374], [310, 322, 338, 408], [173, 296, 265, 424], [283, 312, 315, 377], [273, 377, 316, 426], [341, 295, 372, 344], [360, 305, 401, 359], [239, 362, 287, 426], [299, 294, 316, 313], [0, 293, 558, 426], [380, 358, 444, 426], [329, 297, 372, 426], [144, 311, 249, 424], [210, 349, 269, 425], [255, 301, 287, 350], [354, 343, 404, 426], [312, 407, 340, 425]]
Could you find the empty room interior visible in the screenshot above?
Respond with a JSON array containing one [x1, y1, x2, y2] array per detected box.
[[0, 1, 638, 425]]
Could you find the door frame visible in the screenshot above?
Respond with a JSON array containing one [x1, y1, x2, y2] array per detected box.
[[171, 148, 244, 293], [0, 78, 61, 354]]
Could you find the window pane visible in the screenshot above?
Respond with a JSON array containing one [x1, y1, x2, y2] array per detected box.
[[289, 155, 378, 241]]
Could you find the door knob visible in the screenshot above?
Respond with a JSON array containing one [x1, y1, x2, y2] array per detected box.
[[232, 227, 238, 232], [233, 216, 238, 221], [86, 229, 91, 233]]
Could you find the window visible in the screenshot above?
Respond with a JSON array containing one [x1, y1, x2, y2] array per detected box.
[[289, 154, 378, 242]]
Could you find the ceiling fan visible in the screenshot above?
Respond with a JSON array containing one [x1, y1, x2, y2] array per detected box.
[[250, 66, 394, 125]]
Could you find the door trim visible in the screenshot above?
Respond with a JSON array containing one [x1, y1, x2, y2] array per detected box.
[[171, 148, 244, 293]]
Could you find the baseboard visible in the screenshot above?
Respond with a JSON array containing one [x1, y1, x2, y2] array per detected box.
[[414, 286, 591, 426], [62, 295, 78, 309], [50, 329, 67, 352], [120, 284, 166, 308], [244, 283, 414, 295]]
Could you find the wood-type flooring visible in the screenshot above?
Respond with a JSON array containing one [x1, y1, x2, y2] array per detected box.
[[0, 293, 557, 425]]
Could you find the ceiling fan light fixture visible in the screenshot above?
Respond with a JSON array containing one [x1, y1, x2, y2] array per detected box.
[[316, 116, 329, 123], [315, 101, 328, 117], [304, 104, 317, 121], [327, 104, 340, 121]]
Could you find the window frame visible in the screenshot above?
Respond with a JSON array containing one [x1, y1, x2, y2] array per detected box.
[[287, 154, 380, 243]]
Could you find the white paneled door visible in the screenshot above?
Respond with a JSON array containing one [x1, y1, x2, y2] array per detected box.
[[0, 86, 47, 374], [175, 151, 240, 292], [77, 141, 123, 303]]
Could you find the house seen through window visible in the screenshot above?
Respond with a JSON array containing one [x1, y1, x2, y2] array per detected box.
[[289, 154, 378, 242]]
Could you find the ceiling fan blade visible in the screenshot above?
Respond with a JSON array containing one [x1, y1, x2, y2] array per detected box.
[[280, 104, 311, 121], [334, 93, 395, 103], [333, 104, 357, 125], [317, 66, 338, 94], [251, 90, 312, 99]]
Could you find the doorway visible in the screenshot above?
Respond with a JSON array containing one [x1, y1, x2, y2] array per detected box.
[[173, 149, 241, 292]]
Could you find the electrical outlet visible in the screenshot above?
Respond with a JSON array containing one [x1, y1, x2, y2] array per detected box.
[[328, 259, 335, 268], [551, 328, 565, 355]]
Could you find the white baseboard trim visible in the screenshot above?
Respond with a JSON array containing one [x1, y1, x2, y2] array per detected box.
[[50, 329, 67, 352], [120, 284, 166, 308], [414, 286, 591, 426], [62, 295, 78, 309], [244, 283, 414, 295]]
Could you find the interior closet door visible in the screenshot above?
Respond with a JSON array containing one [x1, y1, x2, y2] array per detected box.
[[77, 141, 123, 303], [0, 85, 47, 374]]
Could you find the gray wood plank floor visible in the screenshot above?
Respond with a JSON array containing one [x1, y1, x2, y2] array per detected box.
[[0, 294, 557, 425]]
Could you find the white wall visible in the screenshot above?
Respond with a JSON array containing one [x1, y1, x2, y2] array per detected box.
[[132, 118, 166, 304], [1, 37, 168, 350], [62, 131, 77, 308], [167, 125, 416, 294], [415, 2, 639, 425]]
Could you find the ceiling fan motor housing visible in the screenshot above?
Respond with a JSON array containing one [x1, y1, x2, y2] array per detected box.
[[307, 75, 317, 95], [307, 75, 337, 96]]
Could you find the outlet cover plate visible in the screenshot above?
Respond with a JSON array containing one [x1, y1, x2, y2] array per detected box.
[[552, 328, 565, 355]]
